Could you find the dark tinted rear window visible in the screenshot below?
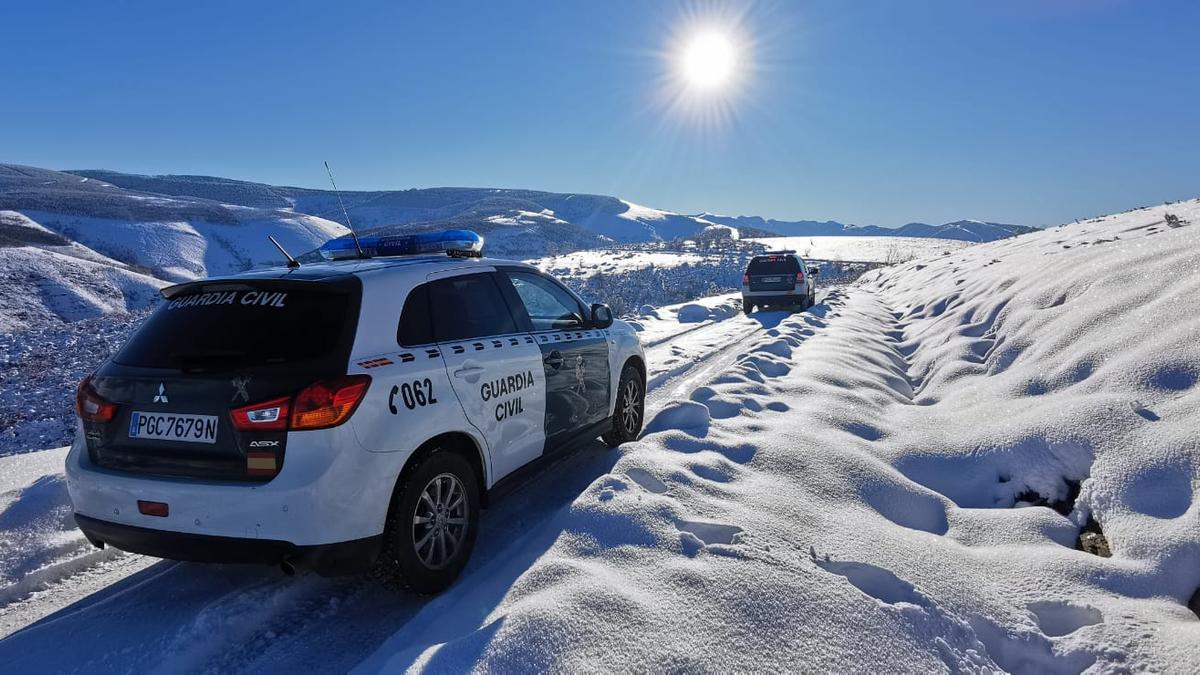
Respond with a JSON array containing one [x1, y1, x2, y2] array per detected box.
[[747, 256, 800, 275], [429, 273, 519, 341], [115, 287, 350, 370]]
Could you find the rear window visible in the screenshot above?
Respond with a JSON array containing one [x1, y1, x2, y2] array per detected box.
[[747, 256, 800, 275], [115, 287, 350, 370]]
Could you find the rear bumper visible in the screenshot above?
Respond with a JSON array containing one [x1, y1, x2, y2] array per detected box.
[[74, 513, 382, 575], [742, 291, 807, 305], [65, 422, 405, 548]]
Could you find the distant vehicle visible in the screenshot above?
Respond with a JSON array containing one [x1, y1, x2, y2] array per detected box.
[[741, 251, 819, 314], [66, 230, 646, 593]]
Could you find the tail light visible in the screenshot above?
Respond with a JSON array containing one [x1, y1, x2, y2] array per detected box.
[[231, 396, 290, 431], [795, 272, 805, 284], [742, 273, 749, 285], [229, 375, 371, 432], [76, 375, 116, 423], [291, 375, 371, 430]]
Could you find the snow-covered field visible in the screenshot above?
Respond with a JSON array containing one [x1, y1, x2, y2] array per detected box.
[[751, 234, 974, 263], [1, 198, 1197, 671]]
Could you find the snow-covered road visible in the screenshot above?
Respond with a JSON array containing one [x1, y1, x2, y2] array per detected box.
[[0, 293, 821, 672]]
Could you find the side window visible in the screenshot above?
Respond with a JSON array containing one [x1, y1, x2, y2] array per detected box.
[[428, 273, 519, 342], [504, 272, 585, 331], [397, 283, 433, 346]]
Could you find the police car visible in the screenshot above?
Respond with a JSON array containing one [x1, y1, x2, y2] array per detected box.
[[741, 250, 819, 314], [66, 230, 647, 593]]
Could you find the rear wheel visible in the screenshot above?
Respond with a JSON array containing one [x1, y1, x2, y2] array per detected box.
[[376, 451, 480, 594], [602, 365, 645, 447], [743, 301, 754, 315]]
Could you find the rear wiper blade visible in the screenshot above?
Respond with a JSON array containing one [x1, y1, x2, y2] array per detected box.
[[169, 350, 248, 365]]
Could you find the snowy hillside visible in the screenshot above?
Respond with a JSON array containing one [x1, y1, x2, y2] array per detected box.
[[0, 198, 1194, 671], [0, 211, 165, 333], [0, 165, 348, 282]]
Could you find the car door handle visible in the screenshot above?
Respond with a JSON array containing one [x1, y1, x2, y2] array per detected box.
[[544, 351, 564, 370], [453, 363, 486, 379]]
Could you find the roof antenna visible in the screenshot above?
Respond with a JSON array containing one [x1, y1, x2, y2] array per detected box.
[[324, 160, 367, 259], [268, 235, 301, 269]]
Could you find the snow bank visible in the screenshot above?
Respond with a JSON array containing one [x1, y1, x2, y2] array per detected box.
[[362, 200, 1200, 671], [0, 447, 129, 615]]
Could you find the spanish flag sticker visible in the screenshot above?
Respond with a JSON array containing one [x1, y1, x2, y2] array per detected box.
[[247, 452, 277, 476]]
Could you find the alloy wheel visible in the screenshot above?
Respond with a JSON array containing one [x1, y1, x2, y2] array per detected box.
[[621, 378, 642, 435], [412, 472, 469, 570]]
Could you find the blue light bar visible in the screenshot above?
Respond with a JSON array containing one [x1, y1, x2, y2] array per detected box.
[[319, 229, 484, 260]]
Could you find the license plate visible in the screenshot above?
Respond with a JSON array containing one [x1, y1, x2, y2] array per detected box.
[[129, 411, 218, 444], [760, 276, 783, 283]]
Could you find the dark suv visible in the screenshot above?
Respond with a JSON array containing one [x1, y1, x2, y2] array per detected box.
[[741, 251, 818, 314]]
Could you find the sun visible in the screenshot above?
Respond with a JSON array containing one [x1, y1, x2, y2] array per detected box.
[[680, 30, 739, 90]]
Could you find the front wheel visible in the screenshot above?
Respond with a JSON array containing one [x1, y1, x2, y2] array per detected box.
[[376, 451, 480, 594], [603, 365, 645, 447]]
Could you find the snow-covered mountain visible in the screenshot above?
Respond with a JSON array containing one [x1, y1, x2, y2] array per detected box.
[[700, 212, 1037, 242], [0, 165, 348, 283], [71, 170, 728, 250], [72, 168, 1027, 245]]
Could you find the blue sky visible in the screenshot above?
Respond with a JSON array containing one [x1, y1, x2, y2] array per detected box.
[[1, 1, 1196, 227]]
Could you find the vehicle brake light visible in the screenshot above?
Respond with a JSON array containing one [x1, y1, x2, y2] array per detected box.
[[230, 396, 290, 431], [742, 273, 749, 285], [291, 375, 371, 430], [795, 271, 805, 283], [76, 375, 116, 423]]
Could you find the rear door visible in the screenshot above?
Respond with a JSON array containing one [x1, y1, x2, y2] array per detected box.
[[747, 255, 801, 292], [86, 278, 360, 482], [498, 270, 610, 449], [427, 270, 547, 482]]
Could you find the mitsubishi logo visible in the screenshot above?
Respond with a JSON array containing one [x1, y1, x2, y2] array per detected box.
[[152, 383, 169, 404]]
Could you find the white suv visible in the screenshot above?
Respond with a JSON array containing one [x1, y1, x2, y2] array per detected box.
[[66, 231, 646, 593], [741, 251, 819, 314]]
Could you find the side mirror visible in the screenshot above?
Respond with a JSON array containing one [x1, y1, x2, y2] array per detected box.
[[591, 303, 614, 329], [808, 266, 820, 276]]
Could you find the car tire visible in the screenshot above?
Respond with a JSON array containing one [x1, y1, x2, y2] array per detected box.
[[375, 451, 480, 594], [602, 364, 645, 447], [743, 301, 754, 315]]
